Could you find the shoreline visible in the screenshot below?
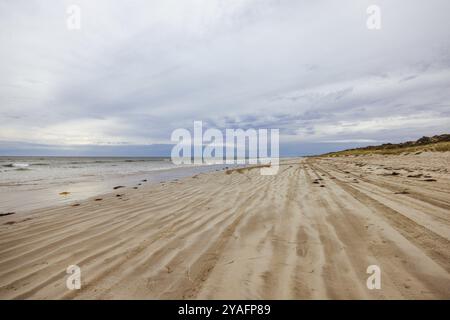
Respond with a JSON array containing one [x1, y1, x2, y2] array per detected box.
[[0, 162, 231, 214]]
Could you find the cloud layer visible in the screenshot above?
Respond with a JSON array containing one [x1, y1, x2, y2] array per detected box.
[[1, 0, 450, 155]]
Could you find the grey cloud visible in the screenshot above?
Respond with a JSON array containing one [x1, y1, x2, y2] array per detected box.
[[1, 0, 450, 154]]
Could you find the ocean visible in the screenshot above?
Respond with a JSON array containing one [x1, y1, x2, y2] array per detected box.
[[0, 156, 228, 213]]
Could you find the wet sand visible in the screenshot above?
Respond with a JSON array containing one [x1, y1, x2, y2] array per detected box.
[[0, 163, 227, 213], [0, 153, 449, 299]]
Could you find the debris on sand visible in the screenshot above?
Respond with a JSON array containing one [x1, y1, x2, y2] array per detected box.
[[395, 190, 410, 194], [95, 198, 103, 201], [71, 203, 80, 207], [423, 178, 437, 182], [59, 191, 70, 195], [0, 212, 16, 217], [141, 179, 147, 182], [407, 173, 423, 178], [113, 186, 125, 190]]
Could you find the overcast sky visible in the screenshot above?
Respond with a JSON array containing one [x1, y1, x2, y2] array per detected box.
[[1, 0, 450, 156]]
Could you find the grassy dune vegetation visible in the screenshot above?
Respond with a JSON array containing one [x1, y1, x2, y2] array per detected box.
[[322, 134, 450, 157]]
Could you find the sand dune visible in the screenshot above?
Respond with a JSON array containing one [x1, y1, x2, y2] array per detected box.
[[0, 153, 449, 299]]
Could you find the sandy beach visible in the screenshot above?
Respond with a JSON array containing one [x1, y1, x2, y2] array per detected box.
[[0, 153, 449, 299]]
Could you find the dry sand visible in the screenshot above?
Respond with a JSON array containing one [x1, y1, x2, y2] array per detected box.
[[0, 153, 449, 299]]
